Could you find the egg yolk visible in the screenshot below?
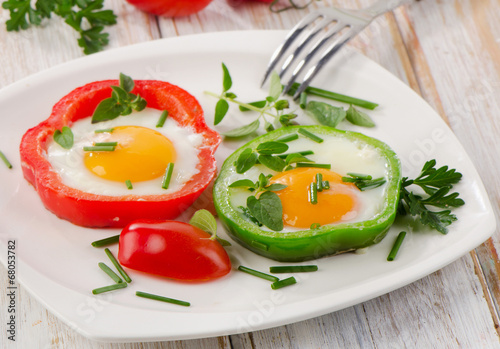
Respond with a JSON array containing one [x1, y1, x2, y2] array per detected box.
[[84, 126, 176, 182], [270, 167, 359, 229]]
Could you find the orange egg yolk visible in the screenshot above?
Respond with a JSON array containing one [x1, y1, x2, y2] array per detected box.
[[270, 167, 359, 229], [84, 126, 176, 182]]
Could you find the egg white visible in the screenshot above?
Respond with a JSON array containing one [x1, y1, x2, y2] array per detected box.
[[224, 133, 390, 232], [46, 108, 203, 196]]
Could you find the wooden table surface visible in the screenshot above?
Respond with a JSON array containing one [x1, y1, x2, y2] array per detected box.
[[1, 0, 500, 347]]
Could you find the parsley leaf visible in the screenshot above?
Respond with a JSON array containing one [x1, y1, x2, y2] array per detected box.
[[2, 0, 117, 54], [398, 160, 464, 234]]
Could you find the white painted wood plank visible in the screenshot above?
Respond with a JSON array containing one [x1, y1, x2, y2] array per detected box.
[[1, 0, 500, 348]]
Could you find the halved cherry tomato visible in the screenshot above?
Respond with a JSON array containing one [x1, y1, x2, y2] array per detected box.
[[126, 0, 213, 17], [118, 220, 231, 281]]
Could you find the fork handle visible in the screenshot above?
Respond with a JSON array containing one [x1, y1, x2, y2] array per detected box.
[[365, 0, 414, 18]]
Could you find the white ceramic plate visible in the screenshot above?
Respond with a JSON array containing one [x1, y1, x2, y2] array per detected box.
[[0, 31, 495, 342]]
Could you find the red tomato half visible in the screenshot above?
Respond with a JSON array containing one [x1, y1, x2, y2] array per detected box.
[[118, 220, 231, 281], [126, 0, 213, 17]]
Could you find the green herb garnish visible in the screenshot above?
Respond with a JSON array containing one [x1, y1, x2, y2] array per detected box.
[[83, 145, 115, 152], [92, 282, 127, 295], [189, 209, 231, 246], [125, 180, 133, 190], [387, 231, 406, 261], [246, 191, 284, 231], [95, 128, 114, 133], [235, 148, 259, 174], [238, 265, 279, 282], [288, 83, 379, 110], [161, 163, 174, 189], [98, 262, 123, 283], [156, 110, 168, 128], [104, 248, 131, 283], [91, 73, 147, 124], [296, 163, 331, 169], [94, 141, 117, 147], [346, 105, 375, 127], [298, 128, 323, 143], [53, 126, 74, 149], [2, 0, 117, 54], [305, 101, 346, 128], [308, 182, 318, 204], [135, 291, 190, 307], [271, 276, 297, 290], [91, 234, 120, 248], [398, 160, 464, 234], [342, 173, 386, 191], [0, 151, 13, 169], [269, 265, 318, 273]]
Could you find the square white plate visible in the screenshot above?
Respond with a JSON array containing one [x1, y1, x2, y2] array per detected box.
[[0, 30, 495, 342]]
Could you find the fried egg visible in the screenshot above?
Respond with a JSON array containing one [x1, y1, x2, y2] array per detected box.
[[46, 108, 203, 196], [225, 134, 389, 232]]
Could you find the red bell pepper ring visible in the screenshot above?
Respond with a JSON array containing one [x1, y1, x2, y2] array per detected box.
[[118, 220, 231, 281], [20, 80, 221, 228]]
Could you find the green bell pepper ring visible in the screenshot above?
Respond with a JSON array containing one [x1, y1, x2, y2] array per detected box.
[[213, 125, 402, 262]]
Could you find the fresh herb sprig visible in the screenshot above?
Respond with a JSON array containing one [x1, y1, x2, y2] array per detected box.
[[398, 160, 465, 234], [231, 174, 286, 232], [91, 73, 147, 124], [207, 63, 296, 137], [206, 63, 378, 137], [2, 0, 117, 54]]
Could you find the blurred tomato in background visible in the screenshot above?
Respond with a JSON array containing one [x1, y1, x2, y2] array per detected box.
[[126, 0, 214, 17]]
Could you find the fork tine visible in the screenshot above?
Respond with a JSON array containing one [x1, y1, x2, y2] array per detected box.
[[290, 28, 360, 99], [282, 22, 349, 96], [276, 17, 334, 80], [261, 11, 324, 88]]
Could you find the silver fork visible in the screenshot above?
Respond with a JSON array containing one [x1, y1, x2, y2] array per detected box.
[[262, 0, 414, 98]]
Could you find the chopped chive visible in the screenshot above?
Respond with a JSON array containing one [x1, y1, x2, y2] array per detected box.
[[135, 291, 190, 307], [298, 128, 323, 143], [322, 180, 330, 189], [0, 151, 12, 169], [310, 223, 321, 229], [275, 134, 299, 143], [271, 276, 297, 290], [91, 234, 120, 247], [356, 178, 386, 191], [341, 176, 357, 183], [94, 141, 118, 147], [161, 163, 174, 189], [309, 182, 318, 204], [98, 262, 123, 283], [238, 265, 279, 282], [296, 163, 331, 169], [83, 145, 116, 152], [92, 282, 127, 294], [299, 92, 307, 109], [95, 128, 114, 133], [156, 110, 168, 128], [277, 150, 314, 159], [104, 248, 131, 283], [125, 180, 133, 190], [387, 231, 407, 261], [270, 265, 318, 273], [347, 172, 372, 180], [288, 83, 379, 110], [316, 173, 323, 191]]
